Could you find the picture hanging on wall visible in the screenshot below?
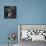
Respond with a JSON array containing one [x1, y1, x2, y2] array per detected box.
[[4, 6, 16, 19]]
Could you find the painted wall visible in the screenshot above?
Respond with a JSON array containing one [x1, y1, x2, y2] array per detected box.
[[0, 0, 46, 44]]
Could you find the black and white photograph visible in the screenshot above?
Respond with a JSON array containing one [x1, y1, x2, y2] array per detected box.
[[4, 6, 16, 19]]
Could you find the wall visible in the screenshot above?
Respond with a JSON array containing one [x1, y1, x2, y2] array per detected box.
[[0, 0, 46, 44]]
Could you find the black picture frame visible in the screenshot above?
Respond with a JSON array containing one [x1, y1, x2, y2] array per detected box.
[[4, 6, 16, 19]]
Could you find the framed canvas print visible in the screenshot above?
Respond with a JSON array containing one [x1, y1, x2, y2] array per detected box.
[[18, 25, 46, 46], [18, 24, 46, 41], [4, 6, 16, 19]]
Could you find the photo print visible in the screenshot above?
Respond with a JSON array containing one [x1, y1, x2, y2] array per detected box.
[[4, 6, 16, 19]]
